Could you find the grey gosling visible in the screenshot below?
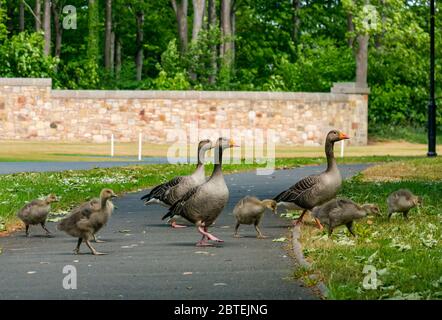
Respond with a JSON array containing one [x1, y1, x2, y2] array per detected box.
[[140, 139, 214, 228], [233, 196, 277, 238], [387, 189, 422, 220], [273, 130, 350, 227], [312, 198, 380, 236], [17, 194, 58, 237], [58, 188, 116, 255], [162, 137, 238, 246]]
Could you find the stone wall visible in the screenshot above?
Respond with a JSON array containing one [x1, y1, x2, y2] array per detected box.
[[0, 78, 368, 146]]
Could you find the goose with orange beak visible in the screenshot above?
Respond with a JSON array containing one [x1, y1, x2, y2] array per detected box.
[[163, 137, 239, 246], [273, 130, 350, 227]]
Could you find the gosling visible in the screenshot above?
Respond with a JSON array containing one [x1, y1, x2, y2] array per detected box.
[[311, 198, 380, 236], [233, 196, 277, 239], [17, 194, 58, 237], [387, 189, 422, 220], [58, 189, 116, 255]]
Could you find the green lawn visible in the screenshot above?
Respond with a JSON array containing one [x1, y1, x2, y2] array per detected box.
[[296, 157, 442, 300]]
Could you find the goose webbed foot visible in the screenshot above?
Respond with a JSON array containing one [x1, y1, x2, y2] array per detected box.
[[93, 235, 105, 243], [293, 209, 308, 226], [171, 221, 187, 228], [197, 226, 224, 243], [85, 240, 107, 255], [196, 240, 214, 247]]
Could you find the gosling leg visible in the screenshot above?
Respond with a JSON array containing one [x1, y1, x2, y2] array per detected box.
[[255, 223, 267, 239], [233, 222, 241, 238], [93, 234, 105, 243], [85, 239, 107, 255], [346, 222, 356, 237], [40, 223, 52, 236], [403, 210, 409, 220], [74, 238, 82, 254], [25, 224, 30, 237]]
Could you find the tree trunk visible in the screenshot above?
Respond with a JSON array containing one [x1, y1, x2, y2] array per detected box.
[[191, 0, 206, 42], [87, 0, 99, 63], [43, 0, 51, 56], [105, 0, 112, 71], [171, 0, 188, 54], [115, 37, 122, 79], [135, 11, 144, 81], [347, 13, 355, 48], [220, 0, 233, 70], [52, 2, 62, 59], [35, 0, 42, 31], [110, 31, 115, 73], [19, 0, 25, 32], [208, 0, 217, 84], [292, 0, 301, 46], [356, 34, 369, 86]]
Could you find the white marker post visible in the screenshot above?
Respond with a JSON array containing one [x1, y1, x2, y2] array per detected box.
[[110, 134, 114, 157], [340, 140, 345, 158], [138, 132, 142, 161]]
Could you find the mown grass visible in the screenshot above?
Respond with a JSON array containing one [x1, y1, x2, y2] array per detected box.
[[296, 157, 442, 300], [369, 124, 442, 145]]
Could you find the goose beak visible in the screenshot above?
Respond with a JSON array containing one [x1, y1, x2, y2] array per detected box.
[[229, 138, 240, 147], [339, 132, 350, 140], [111, 193, 117, 198]]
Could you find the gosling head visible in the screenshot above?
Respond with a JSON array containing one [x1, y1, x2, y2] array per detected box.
[[262, 200, 278, 214], [327, 130, 350, 143], [46, 194, 59, 203], [100, 188, 117, 200], [413, 196, 423, 207], [362, 204, 381, 216]]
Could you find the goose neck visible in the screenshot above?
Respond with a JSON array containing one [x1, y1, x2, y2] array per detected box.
[[325, 139, 337, 172], [211, 144, 224, 177]]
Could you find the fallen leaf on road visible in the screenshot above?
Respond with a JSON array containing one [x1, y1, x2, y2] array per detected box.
[[119, 230, 131, 233], [195, 251, 209, 255], [272, 237, 287, 242], [27, 271, 36, 274], [183, 272, 193, 275], [214, 283, 227, 286]]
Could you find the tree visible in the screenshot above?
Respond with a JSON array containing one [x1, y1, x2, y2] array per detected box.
[[171, 0, 188, 54], [208, 0, 217, 84], [135, 10, 144, 81], [52, 0, 64, 59], [43, 0, 51, 56], [220, 0, 234, 72], [19, 0, 24, 32], [105, 0, 112, 71], [191, 0, 205, 42], [35, 0, 41, 31]]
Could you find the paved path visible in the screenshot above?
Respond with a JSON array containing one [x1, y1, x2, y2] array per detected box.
[[0, 158, 175, 175], [0, 164, 368, 299]]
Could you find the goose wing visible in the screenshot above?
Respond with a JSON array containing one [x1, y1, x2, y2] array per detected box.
[[161, 185, 201, 221], [273, 174, 322, 208], [140, 176, 184, 205]]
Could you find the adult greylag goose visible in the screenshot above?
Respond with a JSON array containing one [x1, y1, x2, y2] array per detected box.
[[162, 137, 238, 246], [273, 130, 349, 226], [140, 139, 213, 228], [58, 188, 117, 255], [233, 196, 277, 239], [17, 194, 58, 237], [311, 198, 380, 236], [387, 189, 422, 220]]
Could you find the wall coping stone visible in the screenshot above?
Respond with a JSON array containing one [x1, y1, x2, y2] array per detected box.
[[331, 82, 370, 94], [0, 78, 52, 87]]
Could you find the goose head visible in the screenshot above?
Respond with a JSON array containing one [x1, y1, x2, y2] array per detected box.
[[198, 139, 214, 152], [100, 188, 117, 200], [215, 137, 239, 149], [327, 130, 350, 143]]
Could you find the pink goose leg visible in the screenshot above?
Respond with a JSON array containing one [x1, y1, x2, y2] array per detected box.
[[170, 220, 187, 228], [196, 226, 224, 246]]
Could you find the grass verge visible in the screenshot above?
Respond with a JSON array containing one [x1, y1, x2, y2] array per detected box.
[[295, 157, 442, 300]]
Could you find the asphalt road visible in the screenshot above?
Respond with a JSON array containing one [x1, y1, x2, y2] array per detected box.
[[0, 158, 175, 175], [0, 164, 368, 300]]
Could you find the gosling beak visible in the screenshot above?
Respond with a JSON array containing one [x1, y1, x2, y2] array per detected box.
[[339, 132, 350, 140], [111, 194, 118, 198], [229, 138, 240, 147]]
